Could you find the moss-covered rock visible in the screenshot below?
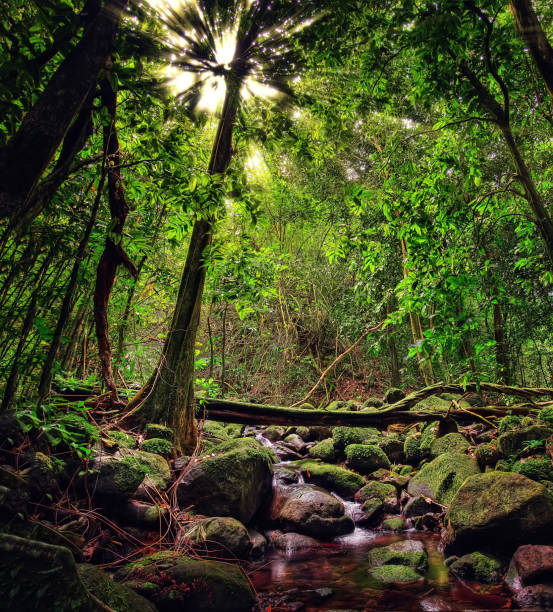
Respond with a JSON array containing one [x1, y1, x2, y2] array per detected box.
[[449, 552, 503, 584], [407, 452, 480, 505], [419, 421, 440, 456], [0, 533, 104, 611], [379, 436, 405, 463], [414, 396, 451, 413], [404, 434, 422, 464], [367, 540, 428, 572], [381, 517, 407, 531], [362, 397, 384, 409], [384, 388, 405, 403], [308, 438, 335, 462], [263, 425, 286, 442], [269, 483, 354, 537], [345, 444, 390, 474], [107, 431, 136, 449], [332, 427, 381, 452], [368, 468, 410, 490], [144, 423, 173, 440], [475, 443, 500, 469], [513, 456, 553, 482], [116, 551, 255, 612], [497, 425, 553, 456], [326, 400, 347, 411], [124, 449, 171, 491], [89, 453, 148, 502], [369, 564, 422, 585], [538, 407, 553, 428], [184, 517, 251, 558], [360, 497, 385, 524], [176, 438, 275, 524], [498, 415, 522, 436], [120, 500, 168, 528], [429, 433, 470, 458], [292, 459, 365, 498], [446, 471, 553, 554], [77, 564, 156, 611], [355, 481, 398, 512], [140, 438, 172, 457]]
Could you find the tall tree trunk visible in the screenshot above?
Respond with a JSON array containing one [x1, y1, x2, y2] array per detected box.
[[123, 74, 242, 454], [93, 74, 137, 403], [510, 0, 553, 101], [0, 0, 128, 221], [38, 166, 107, 402]]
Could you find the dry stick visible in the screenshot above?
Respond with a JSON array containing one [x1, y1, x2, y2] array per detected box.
[[291, 321, 386, 407]]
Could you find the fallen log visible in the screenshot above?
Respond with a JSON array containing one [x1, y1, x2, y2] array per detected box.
[[197, 397, 542, 428]]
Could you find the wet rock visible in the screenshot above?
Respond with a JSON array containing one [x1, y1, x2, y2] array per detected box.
[[263, 426, 287, 441], [449, 551, 503, 583], [345, 444, 390, 474], [183, 516, 251, 558], [120, 500, 168, 528], [309, 438, 335, 462], [429, 433, 470, 458], [116, 551, 255, 612], [284, 433, 306, 452], [248, 528, 267, 559], [355, 481, 398, 512], [271, 531, 322, 556], [367, 539, 428, 571], [176, 438, 274, 524], [268, 483, 354, 538], [360, 497, 386, 525], [445, 472, 553, 554], [407, 452, 480, 506], [512, 584, 553, 609], [369, 564, 423, 585], [497, 425, 553, 456], [505, 545, 553, 588], [274, 466, 300, 485], [309, 426, 333, 441], [292, 460, 365, 498], [404, 495, 442, 518]]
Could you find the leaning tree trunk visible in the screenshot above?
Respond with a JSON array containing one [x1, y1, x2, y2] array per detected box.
[[510, 0, 553, 102], [93, 75, 137, 403], [0, 0, 128, 222], [122, 74, 242, 454]]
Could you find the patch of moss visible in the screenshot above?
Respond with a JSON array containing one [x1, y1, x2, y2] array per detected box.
[[107, 430, 136, 449], [345, 444, 390, 474], [367, 541, 428, 571], [308, 438, 335, 462], [498, 415, 522, 436], [292, 459, 365, 497], [381, 517, 407, 531], [362, 397, 384, 409], [355, 481, 397, 510], [332, 426, 381, 452], [512, 456, 553, 482], [369, 564, 422, 584], [449, 551, 502, 584], [384, 388, 405, 403], [144, 424, 173, 440], [404, 434, 422, 464], [475, 443, 499, 469], [140, 438, 172, 456], [419, 421, 440, 455], [538, 407, 553, 428], [430, 433, 470, 458]]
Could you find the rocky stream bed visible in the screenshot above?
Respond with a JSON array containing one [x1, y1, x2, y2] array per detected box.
[[4, 389, 553, 610]]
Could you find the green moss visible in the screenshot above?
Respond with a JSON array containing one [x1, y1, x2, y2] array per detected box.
[[292, 459, 365, 497], [369, 564, 421, 584], [356, 481, 397, 510], [345, 444, 390, 474], [332, 426, 381, 452], [140, 438, 172, 456], [326, 400, 347, 411], [415, 396, 450, 413], [381, 517, 407, 531], [264, 425, 286, 441], [430, 433, 470, 458], [367, 541, 428, 571], [449, 552, 502, 584], [538, 407, 553, 428], [144, 424, 173, 440], [298, 402, 315, 410], [362, 397, 384, 409], [407, 452, 480, 505], [498, 415, 522, 435], [475, 443, 499, 469], [419, 421, 440, 454], [513, 456, 553, 481], [384, 388, 405, 403], [107, 430, 136, 449], [404, 434, 422, 464], [497, 425, 553, 456], [120, 449, 171, 490], [309, 438, 335, 462]]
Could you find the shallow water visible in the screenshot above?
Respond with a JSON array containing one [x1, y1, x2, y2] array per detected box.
[[250, 529, 511, 611]]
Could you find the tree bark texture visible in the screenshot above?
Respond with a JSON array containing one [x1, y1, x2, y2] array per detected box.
[[93, 76, 137, 402], [0, 0, 128, 220], [510, 0, 553, 102]]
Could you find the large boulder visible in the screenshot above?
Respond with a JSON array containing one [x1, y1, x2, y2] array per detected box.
[[116, 551, 255, 612], [332, 427, 381, 452], [308, 438, 335, 462], [505, 545, 553, 588], [497, 425, 553, 456], [292, 460, 365, 498], [449, 552, 503, 584], [268, 483, 354, 538], [429, 433, 470, 458], [183, 517, 251, 558], [88, 454, 148, 502], [176, 438, 274, 523], [407, 453, 480, 506], [445, 472, 553, 554]]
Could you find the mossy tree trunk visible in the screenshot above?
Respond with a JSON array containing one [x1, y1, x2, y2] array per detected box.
[[123, 75, 242, 454]]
